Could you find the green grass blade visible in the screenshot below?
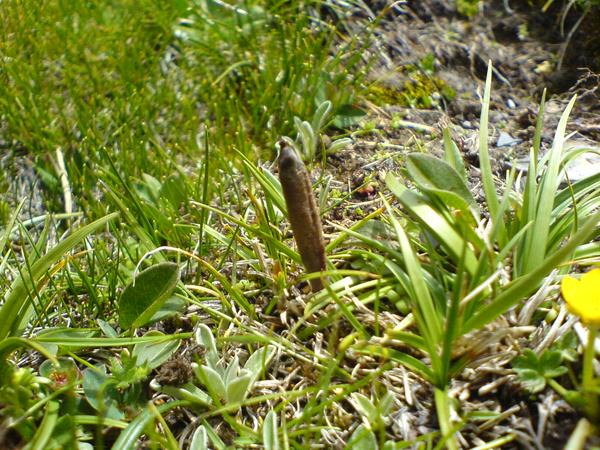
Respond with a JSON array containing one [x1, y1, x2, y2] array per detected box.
[[27, 400, 59, 450], [111, 401, 189, 450], [0, 212, 119, 340], [521, 95, 577, 274], [478, 62, 505, 245], [463, 210, 599, 333], [386, 174, 478, 275]]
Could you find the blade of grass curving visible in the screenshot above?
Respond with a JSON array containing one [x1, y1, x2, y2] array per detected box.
[[532, 89, 547, 170], [237, 150, 286, 215], [323, 283, 368, 338], [521, 95, 577, 275], [0, 198, 24, 256], [384, 330, 428, 352], [33, 333, 191, 348], [0, 212, 119, 340], [442, 128, 468, 183], [573, 242, 600, 261], [357, 345, 433, 382], [192, 202, 300, 263], [478, 62, 507, 247], [0, 337, 58, 363], [463, 210, 599, 333], [383, 199, 443, 377], [196, 131, 211, 273], [111, 400, 189, 450], [28, 400, 59, 450], [386, 174, 478, 275], [553, 171, 600, 214]]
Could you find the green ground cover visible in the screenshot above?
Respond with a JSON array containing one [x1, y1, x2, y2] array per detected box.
[[1, 1, 599, 448]]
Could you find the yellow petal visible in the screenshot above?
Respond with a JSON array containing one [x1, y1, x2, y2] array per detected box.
[[561, 268, 600, 326], [561, 275, 581, 303]]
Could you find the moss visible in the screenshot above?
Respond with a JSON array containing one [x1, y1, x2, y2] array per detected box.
[[367, 73, 456, 109], [456, 0, 480, 17]]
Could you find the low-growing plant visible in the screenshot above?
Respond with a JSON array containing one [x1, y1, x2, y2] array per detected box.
[[341, 62, 600, 448]]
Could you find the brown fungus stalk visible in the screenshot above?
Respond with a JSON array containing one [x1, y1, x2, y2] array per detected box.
[[277, 140, 326, 292]]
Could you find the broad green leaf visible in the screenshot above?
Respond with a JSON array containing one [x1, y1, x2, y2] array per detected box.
[[350, 393, 378, 425], [199, 365, 226, 400], [333, 103, 366, 128], [132, 331, 180, 370], [346, 424, 377, 450], [226, 370, 252, 403], [82, 366, 123, 420], [148, 296, 187, 324], [406, 153, 477, 217], [386, 174, 478, 275], [244, 345, 276, 385], [118, 262, 180, 330], [0, 212, 119, 340]]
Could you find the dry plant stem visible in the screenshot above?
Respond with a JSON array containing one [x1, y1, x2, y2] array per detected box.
[[278, 141, 326, 292]]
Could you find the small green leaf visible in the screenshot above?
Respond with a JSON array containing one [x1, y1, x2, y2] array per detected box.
[[346, 424, 377, 450], [515, 368, 546, 393], [244, 345, 276, 385], [199, 365, 226, 400], [160, 174, 188, 210], [132, 331, 180, 370], [39, 357, 79, 389], [350, 393, 378, 426], [157, 383, 212, 406], [118, 262, 180, 330], [263, 410, 279, 450], [190, 425, 209, 450], [195, 324, 219, 368], [226, 370, 253, 403], [332, 104, 366, 128], [513, 349, 538, 369], [512, 348, 567, 394], [224, 356, 240, 386], [97, 319, 118, 338], [82, 366, 123, 420]]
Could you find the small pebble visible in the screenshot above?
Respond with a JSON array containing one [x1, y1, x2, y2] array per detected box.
[[506, 98, 516, 109], [496, 131, 521, 147]]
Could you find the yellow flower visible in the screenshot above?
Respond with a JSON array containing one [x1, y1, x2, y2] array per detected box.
[[561, 268, 600, 326]]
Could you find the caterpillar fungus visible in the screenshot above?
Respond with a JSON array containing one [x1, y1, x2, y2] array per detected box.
[[277, 140, 326, 292]]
